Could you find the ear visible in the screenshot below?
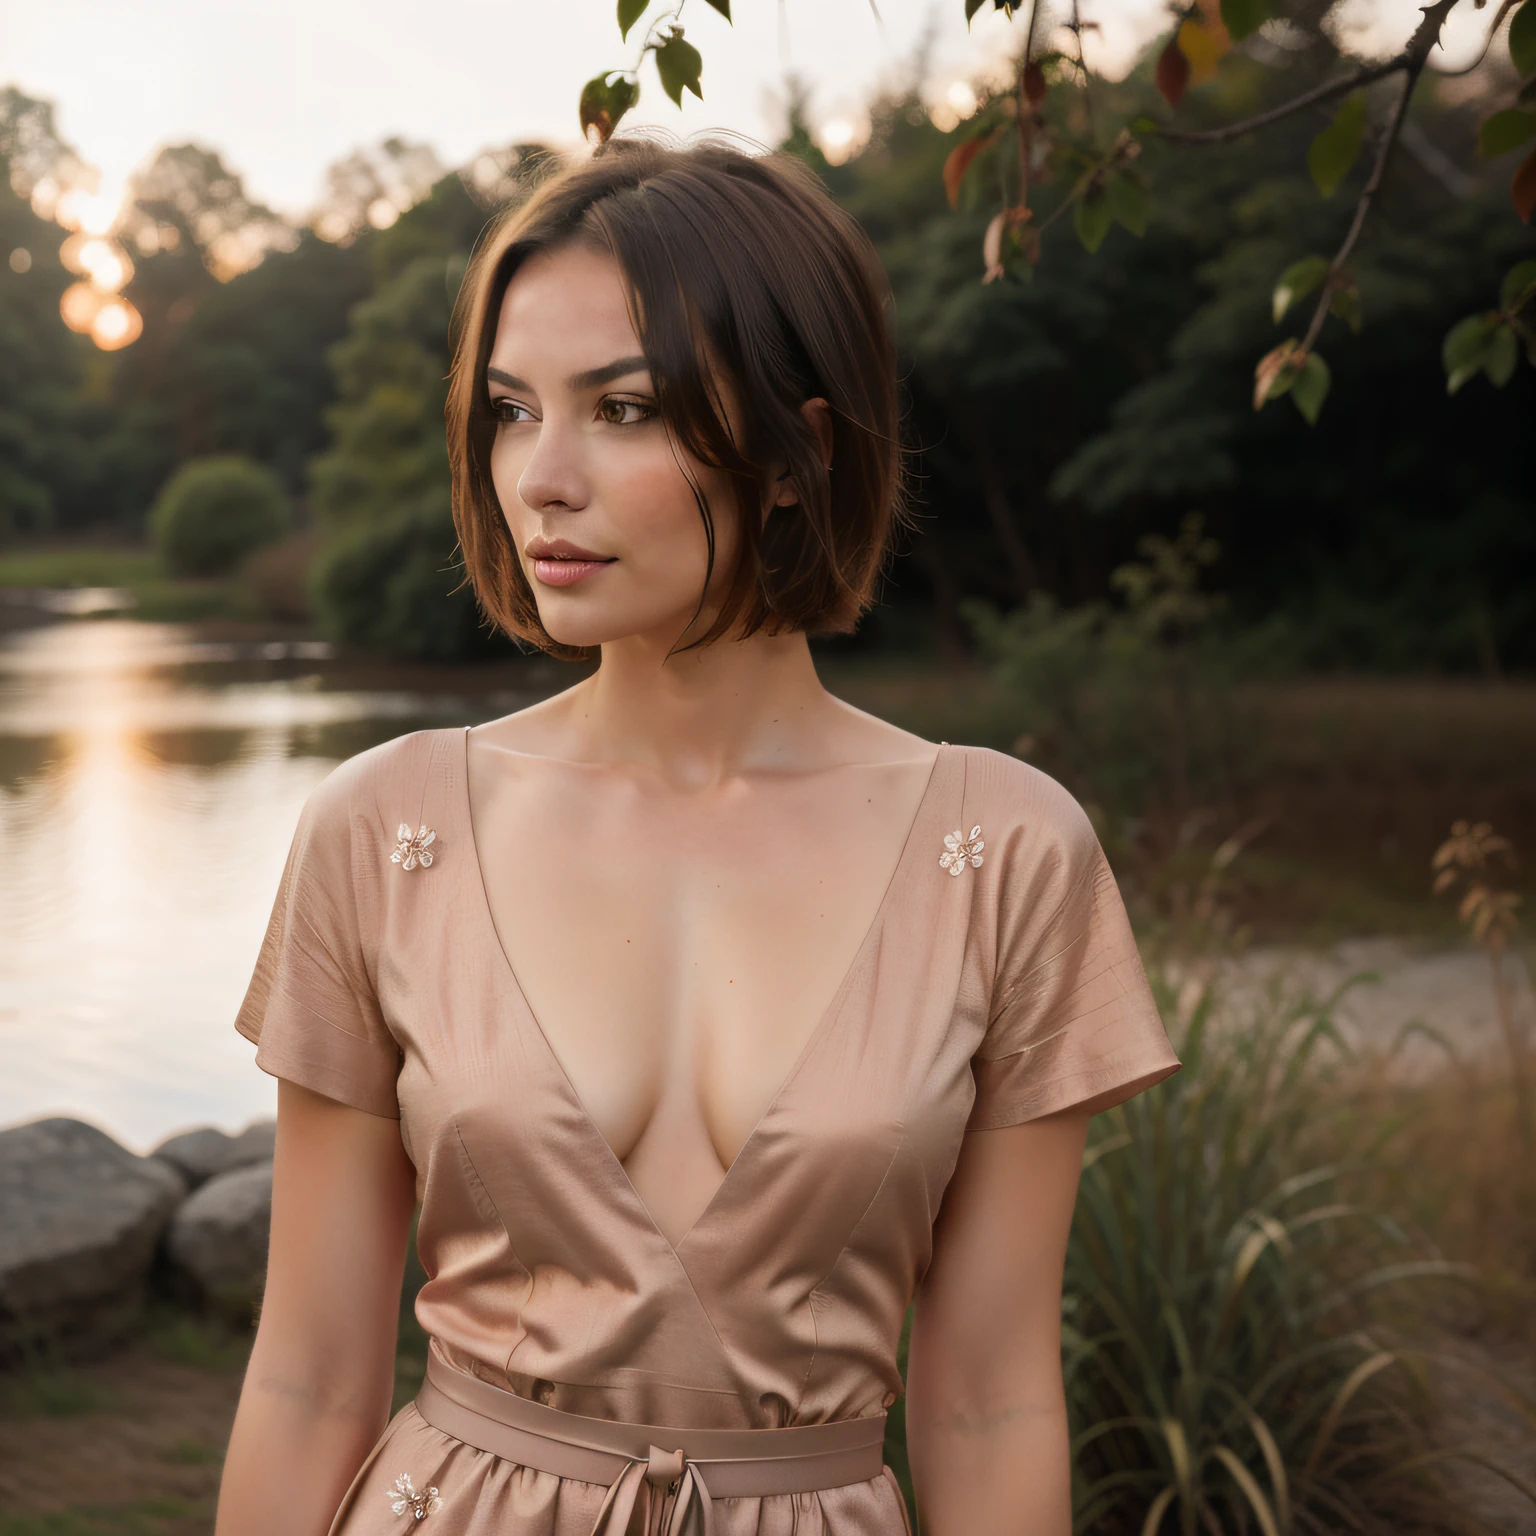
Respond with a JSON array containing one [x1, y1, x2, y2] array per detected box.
[[771, 397, 834, 509]]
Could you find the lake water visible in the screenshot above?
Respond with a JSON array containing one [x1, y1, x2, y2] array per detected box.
[[0, 615, 557, 1154]]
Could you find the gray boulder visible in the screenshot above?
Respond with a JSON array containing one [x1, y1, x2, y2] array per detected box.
[[0, 1117, 186, 1356], [152, 1117, 275, 1190], [167, 1160, 273, 1314]]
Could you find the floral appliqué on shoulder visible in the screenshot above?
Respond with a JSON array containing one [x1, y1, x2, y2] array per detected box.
[[940, 825, 984, 876], [391, 823, 437, 871], [387, 1472, 443, 1519]]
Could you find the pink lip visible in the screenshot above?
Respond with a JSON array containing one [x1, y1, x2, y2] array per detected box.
[[532, 557, 611, 588]]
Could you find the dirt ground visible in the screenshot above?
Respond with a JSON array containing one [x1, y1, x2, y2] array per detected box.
[[0, 1335, 245, 1534]]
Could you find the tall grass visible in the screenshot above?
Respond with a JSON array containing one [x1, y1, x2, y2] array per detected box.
[[1062, 972, 1536, 1535]]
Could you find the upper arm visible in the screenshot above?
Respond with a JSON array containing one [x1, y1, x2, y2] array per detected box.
[[910, 1109, 1089, 1407], [256, 1078, 417, 1411]]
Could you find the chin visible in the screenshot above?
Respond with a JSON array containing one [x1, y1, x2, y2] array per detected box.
[[536, 598, 702, 652]]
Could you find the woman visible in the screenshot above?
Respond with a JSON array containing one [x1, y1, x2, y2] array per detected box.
[[216, 137, 1179, 1536]]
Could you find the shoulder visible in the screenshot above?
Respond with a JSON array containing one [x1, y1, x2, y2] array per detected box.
[[950, 744, 1098, 858], [294, 727, 456, 838]]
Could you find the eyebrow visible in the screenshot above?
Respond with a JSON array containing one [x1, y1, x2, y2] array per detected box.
[[486, 356, 651, 393]]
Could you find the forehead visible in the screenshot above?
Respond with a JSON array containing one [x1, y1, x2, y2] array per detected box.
[[490, 244, 641, 367]]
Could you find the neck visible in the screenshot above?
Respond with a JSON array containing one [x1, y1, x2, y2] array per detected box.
[[563, 627, 838, 788]]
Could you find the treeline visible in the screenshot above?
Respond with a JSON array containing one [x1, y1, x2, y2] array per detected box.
[[1, 44, 1532, 670]]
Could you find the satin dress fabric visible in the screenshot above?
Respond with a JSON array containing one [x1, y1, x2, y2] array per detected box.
[[233, 728, 1181, 1534]]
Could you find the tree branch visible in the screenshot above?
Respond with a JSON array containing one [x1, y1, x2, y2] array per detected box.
[[1153, 55, 1407, 146], [1298, 0, 1462, 356], [1425, 0, 1518, 75]]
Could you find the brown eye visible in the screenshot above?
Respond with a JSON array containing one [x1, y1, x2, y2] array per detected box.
[[598, 397, 655, 426], [492, 398, 535, 424]]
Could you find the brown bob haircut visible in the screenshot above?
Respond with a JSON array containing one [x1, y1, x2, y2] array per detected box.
[[445, 135, 908, 661]]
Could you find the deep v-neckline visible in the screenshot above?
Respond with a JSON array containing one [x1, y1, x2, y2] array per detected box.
[[454, 724, 951, 1259]]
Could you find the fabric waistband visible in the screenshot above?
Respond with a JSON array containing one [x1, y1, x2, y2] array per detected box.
[[415, 1351, 890, 1534]]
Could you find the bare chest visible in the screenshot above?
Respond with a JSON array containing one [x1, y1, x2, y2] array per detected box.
[[464, 742, 939, 1247]]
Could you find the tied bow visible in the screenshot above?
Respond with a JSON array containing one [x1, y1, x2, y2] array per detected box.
[[589, 1443, 715, 1536]]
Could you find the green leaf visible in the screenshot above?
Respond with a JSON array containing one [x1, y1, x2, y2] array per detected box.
[[1272, 255, 1330, 323], [1105, 171, 1150, 236], [1478, 108, 1536, 158], [617, 0, 648, 41], [1442, 313, 1499, 393], [653, 31, 704, 106], [702, 0, 731, 18], [1510, 0, 1536, 79], [1073, 186, 1114, 254], [1307, 92, 1366, 198], [579, 71, 641, 141], [1485, 322, 1519, 386], [1129, 114, 1162, 137], [1290, 352, 1330, 424], [1500, 258, 1536, 314], [1220, 0, 1269, 42], [1329, 282, 1362, 334]]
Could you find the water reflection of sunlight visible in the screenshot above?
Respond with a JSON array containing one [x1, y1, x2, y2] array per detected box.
[[0, 619, 530, 1151]]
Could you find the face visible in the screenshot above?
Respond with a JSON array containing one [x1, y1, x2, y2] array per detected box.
[[486, 243, 749, 653]]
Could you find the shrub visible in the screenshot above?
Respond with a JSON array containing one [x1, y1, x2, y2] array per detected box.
[[149, 456, 291, 577], [1064, 970, 1535, 1535], [309, 492, 516, 662]]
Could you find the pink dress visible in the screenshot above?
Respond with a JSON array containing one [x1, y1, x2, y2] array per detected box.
[[234, 728, 1180, 1534]]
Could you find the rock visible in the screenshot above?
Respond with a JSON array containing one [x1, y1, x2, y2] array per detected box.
[[151, 1117, 275, 1190], [167, 1161, 273, 1314], [0, 1117, 186, 1357]]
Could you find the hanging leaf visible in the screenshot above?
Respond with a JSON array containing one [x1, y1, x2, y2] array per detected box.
[[617, 0, 648, 42], [982, 210, 1007, 282], [653, 31, 704, 106], [1442, 313, 1500, 393], [1499, 258, 1536, 314], [965, 0, 988, 23], [1220, 0, 1269, 42], [1290, 351, 1331, 424], [1329, 281, 1363, 334], [1177, 16, 1231, 85], [1510, 0, 1536, 79], [1156, 35, 1190, 107], [1272, 255, 1330, 322], [1253, 338, 1300, 408], [1023, 61, 1048, 105], [1105, 171, 1150, 236], [579, 72, 641, 142], [943, 125, 1003, 209], [1073, 185, 1114, 253], [1479, 108, 1536, 157], [1308, 92, 1367, 197], [702, 0, 731, 17], [1485, 323, 1520, 386], [1514, 145, 1536, 221]]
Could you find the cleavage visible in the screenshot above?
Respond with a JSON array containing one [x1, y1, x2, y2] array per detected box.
[[466, 740, 937, 1245]]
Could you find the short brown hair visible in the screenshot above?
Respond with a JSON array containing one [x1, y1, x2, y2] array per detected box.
[[445, 136, 907, 661]]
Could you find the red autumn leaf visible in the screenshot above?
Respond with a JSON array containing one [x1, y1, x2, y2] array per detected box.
[[1023, 61, 1047, 105], [943, 126, 1000, 209], [1157, 34, 1190, 108], [1514, 146, 1536, 224]]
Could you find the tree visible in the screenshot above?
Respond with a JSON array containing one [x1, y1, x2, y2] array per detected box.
[[0, 88, 90, 541]]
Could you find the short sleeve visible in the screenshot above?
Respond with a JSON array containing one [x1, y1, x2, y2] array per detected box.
[[967, 776, 1180, 1131], [233, 756, 401, 1119]]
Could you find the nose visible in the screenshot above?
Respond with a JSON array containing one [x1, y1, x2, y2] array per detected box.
[[516, 417, 590, 515]]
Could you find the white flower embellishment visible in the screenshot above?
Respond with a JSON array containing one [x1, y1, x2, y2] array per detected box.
[[390, 823, 437, 871], [388, 1472, 443, 1519], [940, 825, 985, 876]]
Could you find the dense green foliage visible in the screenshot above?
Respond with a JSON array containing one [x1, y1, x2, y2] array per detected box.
[[148, 455, 291, 576]]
